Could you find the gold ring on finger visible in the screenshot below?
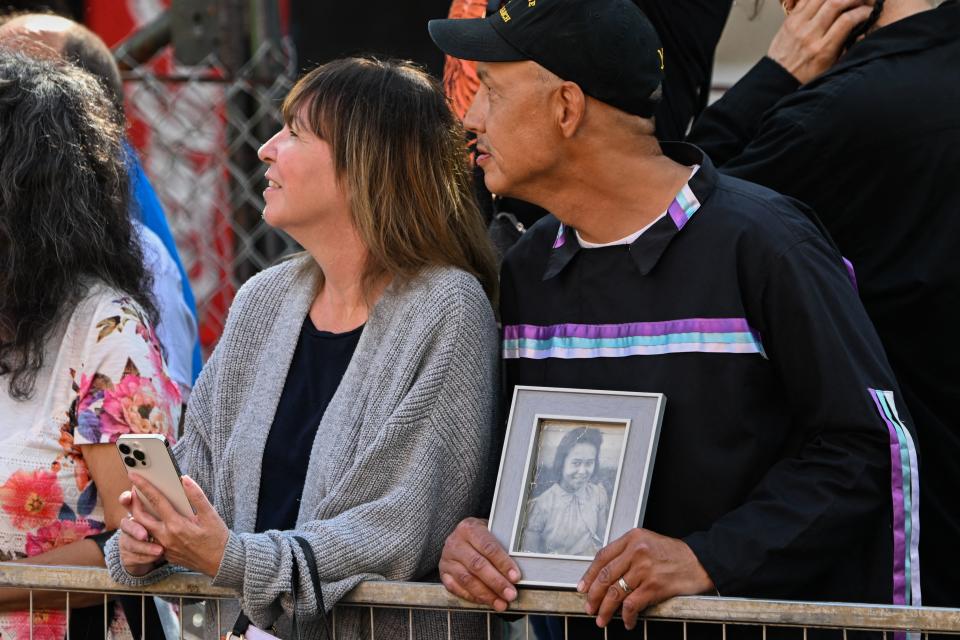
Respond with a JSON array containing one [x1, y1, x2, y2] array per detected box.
[[618, 577, 633, 595]]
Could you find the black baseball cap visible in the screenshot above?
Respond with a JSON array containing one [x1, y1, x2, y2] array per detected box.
[[428, 0, 664, 118]]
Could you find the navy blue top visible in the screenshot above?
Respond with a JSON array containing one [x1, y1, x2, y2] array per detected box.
[[255, 317, 363, 533]]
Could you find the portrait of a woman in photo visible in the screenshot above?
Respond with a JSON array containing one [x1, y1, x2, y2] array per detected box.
[[520, 427, 611, 557]]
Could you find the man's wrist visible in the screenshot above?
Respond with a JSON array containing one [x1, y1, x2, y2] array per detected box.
[[757, 56, 804, 91], [679, 534, 721, 596], [679, 540, 716, 595]]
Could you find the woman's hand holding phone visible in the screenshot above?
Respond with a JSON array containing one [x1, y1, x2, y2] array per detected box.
[[120, 473, 230, 578], [118, 489, 167, 576]]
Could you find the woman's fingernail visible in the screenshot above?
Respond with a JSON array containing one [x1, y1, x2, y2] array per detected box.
[[508, 569, 520, 582], [504, 587, 517, 601], [577, 580, 585, 593]]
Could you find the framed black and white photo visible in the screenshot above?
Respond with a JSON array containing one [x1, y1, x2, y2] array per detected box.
[[488, 386, 665, 587]]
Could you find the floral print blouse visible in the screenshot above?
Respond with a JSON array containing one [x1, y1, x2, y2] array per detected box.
[[0, 283, 181, 639]]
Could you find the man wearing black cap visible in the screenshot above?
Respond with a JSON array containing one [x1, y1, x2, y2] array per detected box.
[[429, 0, 919, 632]]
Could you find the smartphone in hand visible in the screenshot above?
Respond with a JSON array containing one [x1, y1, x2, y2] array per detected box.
[[116, 434, 194, 518]]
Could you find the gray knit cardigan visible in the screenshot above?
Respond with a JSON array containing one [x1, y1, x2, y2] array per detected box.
[[105, 255, 498, 638]]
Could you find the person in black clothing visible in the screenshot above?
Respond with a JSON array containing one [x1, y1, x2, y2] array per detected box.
[[688, 0, 960, 608], [428, 0, 919, 634], [291, 0, 453, 76], [638, 0, 734, 142]]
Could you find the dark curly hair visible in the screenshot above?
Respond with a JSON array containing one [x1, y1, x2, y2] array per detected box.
[[0, 51, 156, 399]]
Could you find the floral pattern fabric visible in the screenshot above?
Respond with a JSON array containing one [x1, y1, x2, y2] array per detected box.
[[0, 284, 180, 639]]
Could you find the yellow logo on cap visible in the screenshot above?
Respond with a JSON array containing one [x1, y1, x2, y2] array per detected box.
[[657, 48, 665, 70], [528, 0, 536, 6], [500, 6, 511, 21]]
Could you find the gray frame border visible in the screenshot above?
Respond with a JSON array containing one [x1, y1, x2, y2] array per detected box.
[[488, 386, 666, 588]]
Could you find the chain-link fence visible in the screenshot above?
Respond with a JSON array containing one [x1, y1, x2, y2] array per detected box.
[[116, 3, 300, 355]]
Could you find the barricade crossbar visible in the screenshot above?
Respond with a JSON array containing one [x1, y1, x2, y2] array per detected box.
[[0, 563, 958, 637]]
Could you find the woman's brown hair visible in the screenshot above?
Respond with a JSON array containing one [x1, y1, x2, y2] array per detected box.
[[282, 57, 498, 303]]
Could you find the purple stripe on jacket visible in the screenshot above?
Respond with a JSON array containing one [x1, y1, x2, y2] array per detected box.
[[504, 318, 753, 341], [869, 388, 908, 606]]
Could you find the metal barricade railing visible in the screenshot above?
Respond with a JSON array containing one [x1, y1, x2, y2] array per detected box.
[[0, 563, 959, 639]]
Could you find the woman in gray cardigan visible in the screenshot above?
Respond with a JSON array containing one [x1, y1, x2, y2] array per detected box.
[[105, 57, 500, 638]]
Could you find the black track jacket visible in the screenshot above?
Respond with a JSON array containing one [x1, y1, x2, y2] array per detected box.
[[689, 1, 960, 606]]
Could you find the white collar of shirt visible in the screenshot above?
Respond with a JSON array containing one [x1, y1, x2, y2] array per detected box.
[[575, 165, 701, 249]]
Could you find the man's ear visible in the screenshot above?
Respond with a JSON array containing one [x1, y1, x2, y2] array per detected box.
[[556, 81, 586, 139]]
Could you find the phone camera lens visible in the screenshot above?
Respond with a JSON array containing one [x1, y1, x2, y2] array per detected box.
[[133, 450, 145, 461], [119, 444, 131, 455], [124, 456, 136, 468]]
